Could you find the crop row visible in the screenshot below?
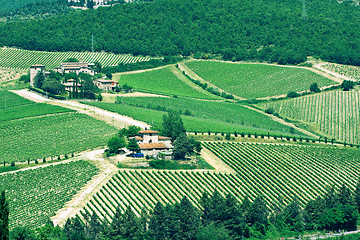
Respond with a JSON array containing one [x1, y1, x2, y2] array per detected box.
[[0, 47, 151, 70], [203, 142, 360, 205], [0, 112, 117, 162], [261, 91, 360, 144], [0, 160, 99, 229], [79, 142, 360, 223], [322, 63, 360, 81]]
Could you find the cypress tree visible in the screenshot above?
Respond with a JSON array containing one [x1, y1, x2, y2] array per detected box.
[[0, 190, 9, 240]]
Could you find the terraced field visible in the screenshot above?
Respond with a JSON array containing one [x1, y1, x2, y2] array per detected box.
[[259, 90, 360, 144], [78, 142, 360, 223], [84, 100, 306, 136], [0, 47, 151, 70], [322, 63, 360, 81], [0, 160, 98, 229], [115, 66, 219, 99], [185, 61, 336, 98]]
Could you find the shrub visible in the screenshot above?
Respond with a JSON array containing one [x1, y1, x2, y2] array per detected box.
[[225, 133, 231, 141], [65, 154, 68, 159], [234, 132, 238, 137], [265, 107, 275, 114], [11, 162, 15, 167], [261, 134, 264, 139], [215, 136, 223, 141], [58, 156, 61, 160], [310, 82, 321, 93], [43, 157, 46, 163], [241, 133, 245, 137], [35, 159, 38, 164], [287, 91, 300, 98]]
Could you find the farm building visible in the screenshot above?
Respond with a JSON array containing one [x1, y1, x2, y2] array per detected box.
[[93, 79, 119, 91], [62, 79, 82, 92], [54, 62, 95, 76], [132, 130, 173, 157]]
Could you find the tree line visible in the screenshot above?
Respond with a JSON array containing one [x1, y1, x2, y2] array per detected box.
[[2, 181, 360, 240], [0, 0, 359, 66]]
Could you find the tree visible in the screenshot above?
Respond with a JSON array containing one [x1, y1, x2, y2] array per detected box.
[[10, 227, 36, 240], [42, 80, 65, 95], [355, 178, 360, 214], [178, 196, 201, 239], [93, 61, 102, 73], [341, 80, 354, 91], [161, 111, 186, 142], [107, 136, 126, 154], [0, 190, 9, 240], [19, 74, 30, 83], [173, 133, 193, 160], [119, 126, 140, 138], [127, 138, 140, 154], [310, 82, 321, 93], [33, 71, 45, 89]]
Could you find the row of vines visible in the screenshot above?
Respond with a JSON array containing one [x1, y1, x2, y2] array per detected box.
[[261, 91, 360, 144], [79, 142, 360, 223], [0, 47, 151, 70]]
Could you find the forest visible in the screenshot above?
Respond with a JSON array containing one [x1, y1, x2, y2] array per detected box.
[[0, 0, 359, 65]]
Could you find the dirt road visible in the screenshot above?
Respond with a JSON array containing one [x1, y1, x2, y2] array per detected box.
[[12, 89, 151, 129]]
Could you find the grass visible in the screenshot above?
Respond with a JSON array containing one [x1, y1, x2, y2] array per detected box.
[[258, 90, 360, 144], [84, 99, 307, 137], [0, 113, 117, 162], [114, 66, 220, 99], [185, 61, 336, 98], [0, 160, 99, 229]]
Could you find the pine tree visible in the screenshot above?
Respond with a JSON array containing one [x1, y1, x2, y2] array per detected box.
[[336, 182, 353, 206], [0, 190, 9, 240], [178, 196, 201, 239], [127, 138, 140, 154], [161, 111, 186, 141]]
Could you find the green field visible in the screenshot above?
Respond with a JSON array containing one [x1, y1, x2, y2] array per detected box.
[[0, 47, 151, 70], [0, 90, 33, 109], [0, 160, 98, 229], [84, 100, 306, 136], [115, 66, 220, 99], [185, 61, 336, 98], [259, 90, 360, 144], [0, 113, 117, 162], [0, 103, 74, 121], [78, 142, 360, 223]]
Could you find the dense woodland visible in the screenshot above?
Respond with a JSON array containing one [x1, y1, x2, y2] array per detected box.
[[2, 182, 360, 240], [0, 0, 72, 22], [0, 0, 359, 65]]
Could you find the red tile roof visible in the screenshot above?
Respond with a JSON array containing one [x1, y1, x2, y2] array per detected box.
[[139, 143, 169, 150], [139, 130, 159, 134]]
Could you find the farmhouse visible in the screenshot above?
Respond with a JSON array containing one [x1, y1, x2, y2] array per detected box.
[[54, 62, 95, 76], [132, 130, 173, 157], [93, 79, 119, 91], [62, 79, 82, 92]]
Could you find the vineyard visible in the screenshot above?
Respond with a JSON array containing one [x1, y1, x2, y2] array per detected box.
[[116, 66, 219, 99], [185, 61, 336, 98], [259, 91, 360, 144], [78, 142, 360, 223], [0, 103, 74, 121], [0, 68, 25, 82], [0, 160, 99, 229], [0, 113, 117, 162], [0, 90, 33, 109], [0, 47, 151, 70], [84, 100, 306, 136], [322, 63, 360, 81]]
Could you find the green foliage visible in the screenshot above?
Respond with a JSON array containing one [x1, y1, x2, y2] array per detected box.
[[341, 80, 355, 91], [310, 82, 321, 93], [173, 134, 194, 159], [0, 0, 359, 66], [148, 160, 196, 170], [0, 190, 9, 240], [127, 138, 140, 154], [287, 91, 300, 98], [161, 111, 186, 141], [0, 161, 98, 229], [186, 61, 335, 99], [116, 66, 218, 99], [33, 71, 45, 89], [107, 136, 126, 154], [119, 125, 140, 138]]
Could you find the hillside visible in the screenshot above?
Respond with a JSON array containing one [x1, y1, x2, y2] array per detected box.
[[0, 0, 358, 65], [0, 0, 56, 12]]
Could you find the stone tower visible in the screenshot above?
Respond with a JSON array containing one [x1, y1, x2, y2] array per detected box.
[[29, 64, 45, 87]]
